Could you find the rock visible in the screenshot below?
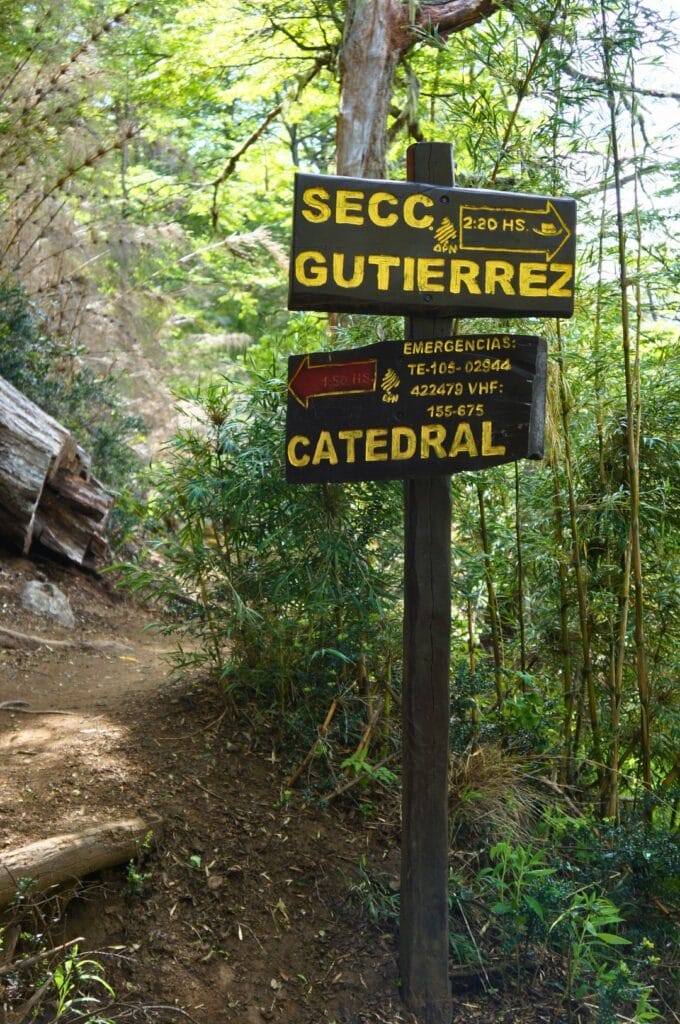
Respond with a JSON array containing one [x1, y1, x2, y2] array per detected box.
[[21, 580, 75, 628]]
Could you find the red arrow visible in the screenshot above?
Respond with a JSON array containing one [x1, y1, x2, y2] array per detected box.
[[288, 355, 377, 408]]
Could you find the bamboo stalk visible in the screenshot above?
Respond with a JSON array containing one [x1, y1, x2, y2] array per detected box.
[[555, 326, 604, 789], [550, 452, 575, 786], [598, 1, 652, 802], [606, 534, 633, 819], [489, 17, 556, 186], [593, 144, 612, 486], [286, 699, 338, 788], [466, 596, 480, 746], [466, 597, 476, 674], [514, 462, 527, 677], [377, 651, 394, 758], [476, 481, 504, 709]]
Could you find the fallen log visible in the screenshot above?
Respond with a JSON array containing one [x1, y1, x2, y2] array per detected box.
[[0, 818, 157, 909], [0, 376, 75, 553], [34, 468, 112, 568], [0, 375, 113, 568]]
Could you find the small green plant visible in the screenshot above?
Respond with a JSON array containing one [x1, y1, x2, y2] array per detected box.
[[349, 857, 399, 927], [125, 861, 151, 896], [478, 840, 556, 964], [14, 876, 37, 899], [52, 945, 115, 1023], [125, 830, 154, 895], [1, 921, 117, 1024], [550, 890, 630, 1008], [594, 961, 662, 1024], [340, 749, 398, 787], [548, 889, 663, 1022], [275, 787, 294, 808]]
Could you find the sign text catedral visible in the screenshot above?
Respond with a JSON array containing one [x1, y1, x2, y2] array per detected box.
[[286, 334, 546, 484]]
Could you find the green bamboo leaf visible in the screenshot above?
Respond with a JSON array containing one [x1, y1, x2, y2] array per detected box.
[[591, 932, 631, 946], [524, 895, 545, 920]]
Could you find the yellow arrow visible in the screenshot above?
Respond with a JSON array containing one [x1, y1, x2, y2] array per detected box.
[[458, 201, 572, 262]]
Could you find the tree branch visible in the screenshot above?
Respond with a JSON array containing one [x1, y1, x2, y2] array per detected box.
[[563, 61, 680, 101], [267, 17, 329, 53], [572, 161, 673, 198], [210, 55, 331, 231], [405, 0, 499, 47]]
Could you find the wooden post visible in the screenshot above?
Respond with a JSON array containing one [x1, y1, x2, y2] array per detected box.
[[399, 142, 453, 1024]]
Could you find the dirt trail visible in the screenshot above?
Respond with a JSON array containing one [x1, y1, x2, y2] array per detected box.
[[0, 548, 537, 1024], [0, 551, 172, 849], [0, 549, 417, 1023]]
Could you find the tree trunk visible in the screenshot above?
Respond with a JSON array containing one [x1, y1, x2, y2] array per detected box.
[[34, 467, 112, 568], [0, 819, 156, 909], [598, 0, 652, 806], [337, 0, 402, 178], [336, 0, 497, 178]]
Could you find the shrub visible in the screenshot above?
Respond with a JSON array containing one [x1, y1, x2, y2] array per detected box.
[[119, 371, 403, 736], [0, 280, 144, 496]]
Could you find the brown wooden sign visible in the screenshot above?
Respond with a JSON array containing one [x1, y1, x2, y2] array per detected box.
[[286, 334, 546, 484], [288, 172, 576, 318]]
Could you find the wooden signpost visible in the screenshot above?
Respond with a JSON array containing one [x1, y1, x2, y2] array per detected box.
[[286, 333, 547, 484], [285, 141, 575, 1024], [289, 169, 576, 318]]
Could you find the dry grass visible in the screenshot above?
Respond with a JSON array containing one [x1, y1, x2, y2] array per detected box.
[[448, 744, 552, 847]]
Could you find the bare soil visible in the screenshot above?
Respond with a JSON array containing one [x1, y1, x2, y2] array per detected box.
[[0, 547, 555, 1024]]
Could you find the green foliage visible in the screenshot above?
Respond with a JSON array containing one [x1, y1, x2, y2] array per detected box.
[[125, 862, 150, 897], [340, 749, 398, 787], [120, 370, 403, 732], [548, 814, 680, 935], [449, 660, 491, 751], [242, 312, 329, 373], [349, 858, 400, 928], [550, 890, 631, 1002], [52, 946, 115, 1023], [478, 841, 557, 956], [1, 913, 116, 1024], [548, 889, 664, 1023], [349, 828, 669, 1020], [466, 834, 667, 1022], [0, 281, 144, 495]]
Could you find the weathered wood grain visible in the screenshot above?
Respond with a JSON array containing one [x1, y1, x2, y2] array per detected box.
[[399, 141, 453, 1024]]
